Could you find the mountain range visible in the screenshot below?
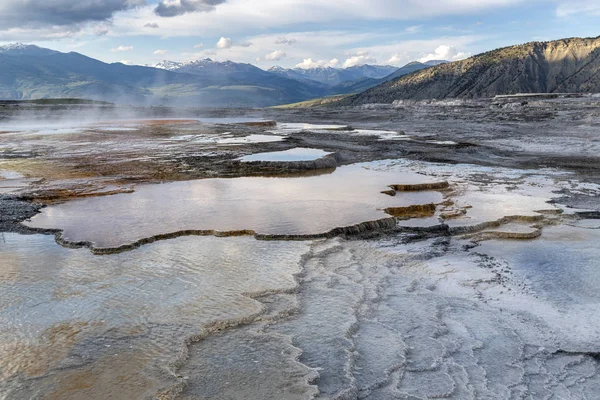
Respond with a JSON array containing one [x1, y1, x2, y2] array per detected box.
[[0, 43, 440, 107], [341, 36, 600, 105], [3, 36, 596, 108], [152, 58, 440, 100], [267, 64, 398, 86]]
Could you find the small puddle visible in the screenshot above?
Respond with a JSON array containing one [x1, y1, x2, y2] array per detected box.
[[199, 117, 273, 125], [444, 191, 554, 231], [217, 134, 284, 144], [0, 169, 25, 179], [238, 148, 331, 162], [167, 133, 284, 145], [272, 123, 351, 133], [270, 124, 411, 140], [426, 140, 458, 145], [478, 225, 600, 308], [351, 129, 411, 140]]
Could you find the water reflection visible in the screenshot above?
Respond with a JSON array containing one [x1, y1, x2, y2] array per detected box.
[[26, 163, 443, 250], [0, 234, 310, 399], [239, 148, 331, 162]]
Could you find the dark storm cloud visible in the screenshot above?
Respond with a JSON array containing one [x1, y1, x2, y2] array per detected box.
[[0, 0, 146, 28], [154, 0, 227, 17]]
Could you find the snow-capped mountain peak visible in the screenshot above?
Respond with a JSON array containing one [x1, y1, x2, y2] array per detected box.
[[0, 43, 59, 56], [268, 65, 286, 72], [153, 60, 183, 70], [154, 58, 219, 70], [269, 64, 399, 85]]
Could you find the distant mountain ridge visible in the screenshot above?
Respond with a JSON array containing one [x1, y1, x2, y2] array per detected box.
[[328, 61, 444, 95], [422, 60, 448, 66], [341, 36, 600, 105], [154, 58, 265, 76], [0, 42, 450, 107], [0, 45, 330, 107], [268, 64, 398, 86], [0, 43, 59, 56]]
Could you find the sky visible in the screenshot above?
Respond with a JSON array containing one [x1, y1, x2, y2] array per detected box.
[[0, 0, 598, 69]]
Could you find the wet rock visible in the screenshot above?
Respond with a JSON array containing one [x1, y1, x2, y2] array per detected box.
[[462, 222, 543, 241], [384, 203, 436, 218], [227, 153, 339, 175], [0, 194, 43, 232], [439, 209, 467, 220], [389, 181, 449, 191], [448, 215, 543, 235], [238, 120, 277, 128], [576, 211, 600, 219]]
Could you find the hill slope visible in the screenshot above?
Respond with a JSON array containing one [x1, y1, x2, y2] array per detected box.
[[154, 58, 328, 104], [341, 36, 600, 105], [331, 61, 442, 94]]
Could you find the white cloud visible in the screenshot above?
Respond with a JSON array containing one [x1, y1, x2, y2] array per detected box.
[[193, 43, 204, 48], [556, 0, 600, 17], [216, 36, 252, 49], [295, 58, 319, 68], [109, 1, 523, 39], [343, 50, 376, 67], [216, 36, 232, 49], [111, 45, 134, 52], [153, 49, 168, 55], [0, 0, 525, 43], [418, 45, 470, 62], [405, 25, 422, 34], [119, 60, 133, 64], [328, 58, 340, 67], [387, 52, 409, 65], [295, 58, 339, 69], [106, 29, 480, 70], [265, 50, 286, 61]]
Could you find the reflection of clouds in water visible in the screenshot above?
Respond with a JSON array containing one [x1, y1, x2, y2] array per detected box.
[[0, 233, 309, 397], [217, 134, 284, 144], [480, 226, 600, 312], [28, 156, 584, 250], [381, 158, 600, 230], [5, 156, 600, 398], [0, 252, 21, 283], [274, 123, 350, 132], [27, 162, 443, 248], [270, 124, 410, 141], [444, 190, 553, 228], [239, 148, 331, 162]]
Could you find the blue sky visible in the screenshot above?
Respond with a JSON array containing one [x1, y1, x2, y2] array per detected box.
[[0, 0, 599, 69]]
